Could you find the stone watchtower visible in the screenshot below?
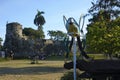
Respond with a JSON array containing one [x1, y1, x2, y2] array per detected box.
[[3, 22, 46, 59], [6, 22, 23, 38], [4, 22, 23, 53]]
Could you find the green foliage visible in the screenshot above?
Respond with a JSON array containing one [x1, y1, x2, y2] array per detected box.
[[47, 30, 56, 40], [47, 30, 67, 41], [0, 37, 2, 42], [34, 10, 45, 28], [0, 37, 3, 50], [86, 0, 120, 58], [34, 10, 46, 39], [89, 0, 120, 19], [0, 58, 10, 62], [23, 28, 44, 39], [86, 17, 120, 56]]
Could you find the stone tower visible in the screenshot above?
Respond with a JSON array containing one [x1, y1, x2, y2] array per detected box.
[[3, 22, 48, 59], [6, 22, 23, 38], [4, 22, 35, 58], [4, 22, 23, 54]]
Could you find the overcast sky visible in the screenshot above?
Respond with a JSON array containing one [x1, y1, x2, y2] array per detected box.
[[0, 0, 92, 44]]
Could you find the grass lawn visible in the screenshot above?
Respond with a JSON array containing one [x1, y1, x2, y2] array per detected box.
[[0, 60, 67, 80], [0, 54, 107, 80]]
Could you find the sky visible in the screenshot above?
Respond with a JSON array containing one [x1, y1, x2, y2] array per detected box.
[[0, 0, 92, 44]]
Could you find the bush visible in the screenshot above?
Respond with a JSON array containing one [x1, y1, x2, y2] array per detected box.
[[61, 70, 81, 80]]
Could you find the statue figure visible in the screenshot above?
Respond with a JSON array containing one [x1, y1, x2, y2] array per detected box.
[[63, 15, 92, 60]]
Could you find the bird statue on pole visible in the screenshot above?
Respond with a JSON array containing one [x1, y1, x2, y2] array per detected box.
[[63, 15, 92, 60]]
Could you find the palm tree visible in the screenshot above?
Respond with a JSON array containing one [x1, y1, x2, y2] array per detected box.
[[34, 10, 46, 30], [34, 10, 46, 38]]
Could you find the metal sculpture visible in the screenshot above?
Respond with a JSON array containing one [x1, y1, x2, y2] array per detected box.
[[63, 15, 91, 80], [63, 15, 91, 60]]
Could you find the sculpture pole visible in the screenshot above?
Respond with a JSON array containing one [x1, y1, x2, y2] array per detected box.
[[73, 37, 76, 80], [63, 16, 77, 80], [63, 15, 91, 80]]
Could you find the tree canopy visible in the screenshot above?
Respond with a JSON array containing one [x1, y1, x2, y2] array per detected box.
[[47, 30, 67, 41], [23, 28, 44, 39], [34, 10, 46, 39], [89, 0, 120, 20], [0, 37, 2, 43], [0, 37, 3, 50], [86, 0, 120, 57], [34, 10, 46, 30]]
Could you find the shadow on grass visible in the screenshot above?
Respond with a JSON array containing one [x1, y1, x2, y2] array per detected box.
[[0, 66, 65, 75]]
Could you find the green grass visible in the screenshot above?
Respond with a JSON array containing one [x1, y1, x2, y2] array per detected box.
[[88, 54, 106, 59], [0, 54, 107, 80], [45, 53, 106, 62], [0, 57, 10, 62], [46, 56, 65, 61], [0, 60, 66, 80]]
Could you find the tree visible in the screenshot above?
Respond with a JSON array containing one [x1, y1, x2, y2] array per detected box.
[[87, 19, 120, 58], [47, 30, 67, 41], [23, 27, 42, 39], [86, 0, 120, 59], [0, 37, 3, 50], [34, 10, 46, 39], [0, 37, 2, 44], [47, 30, 56, 40], [54, 30, 67, 41], [89, 0, 120, 20]]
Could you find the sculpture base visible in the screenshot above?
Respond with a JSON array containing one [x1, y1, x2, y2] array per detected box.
[[64, 59, 120, 73]]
